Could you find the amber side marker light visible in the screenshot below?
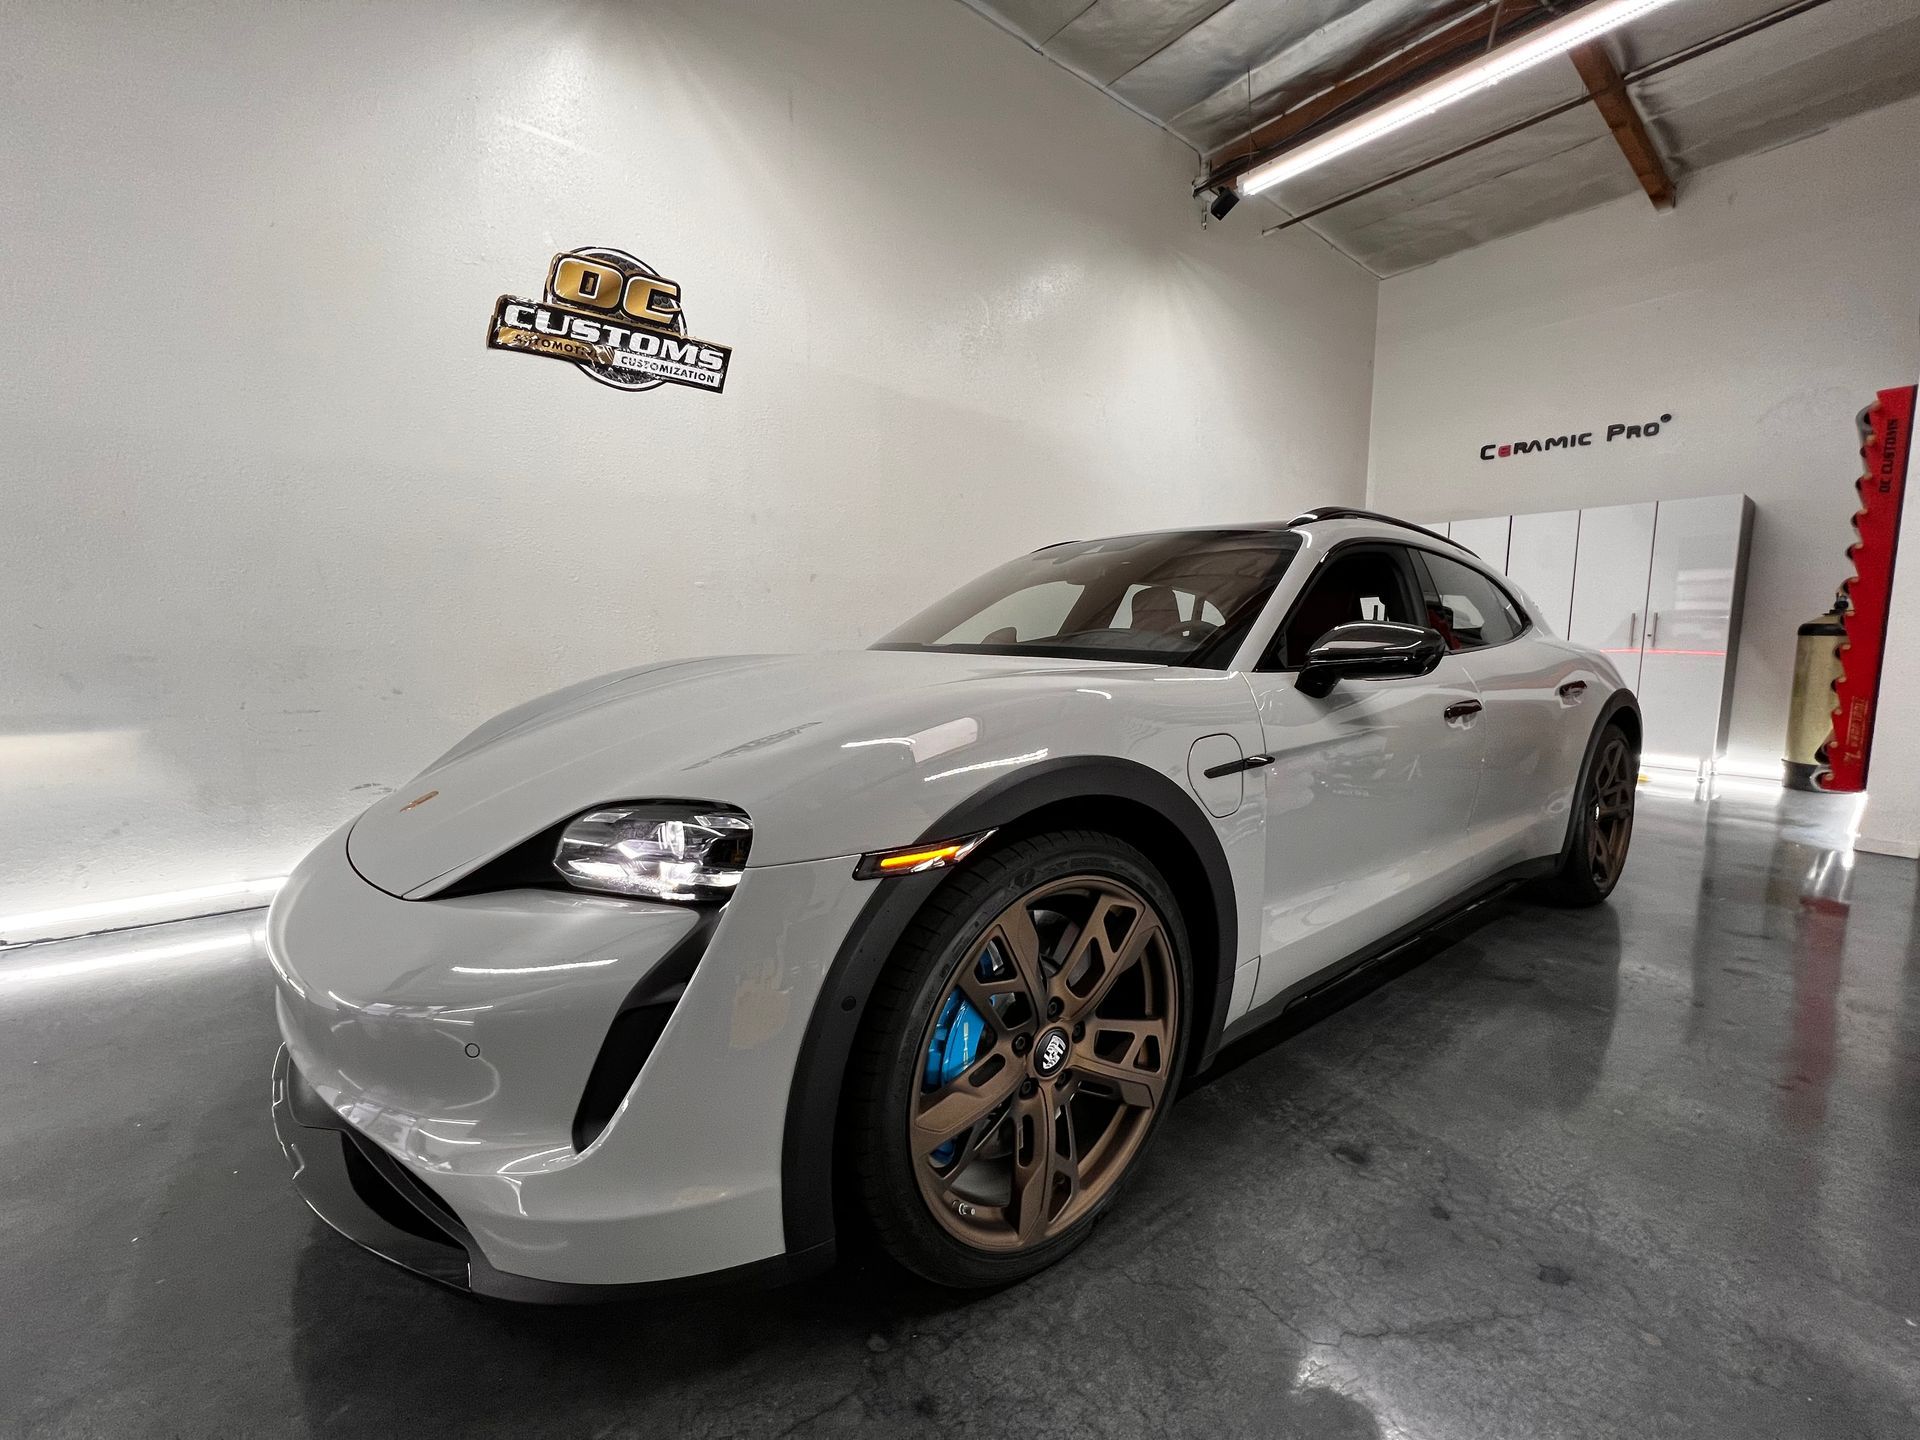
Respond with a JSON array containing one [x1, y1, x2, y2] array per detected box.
[[854, 830, 995, 881]]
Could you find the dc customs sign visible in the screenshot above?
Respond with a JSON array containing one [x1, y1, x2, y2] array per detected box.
[[487, 247, 732, 394]]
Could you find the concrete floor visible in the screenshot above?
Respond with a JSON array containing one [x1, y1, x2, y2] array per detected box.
[[3, 784, 1917, 1438]]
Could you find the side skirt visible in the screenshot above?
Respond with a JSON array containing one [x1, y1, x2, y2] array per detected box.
[[1209, 855, 1557, 1054]]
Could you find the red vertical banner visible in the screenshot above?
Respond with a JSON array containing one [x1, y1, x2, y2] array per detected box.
[[1823, 385, 1915, 792]]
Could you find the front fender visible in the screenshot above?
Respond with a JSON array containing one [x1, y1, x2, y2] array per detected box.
[[777, 754, 1246, 1260]]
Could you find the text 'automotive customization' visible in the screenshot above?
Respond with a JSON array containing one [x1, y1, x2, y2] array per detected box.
[[269, 508, 1639, 1299]]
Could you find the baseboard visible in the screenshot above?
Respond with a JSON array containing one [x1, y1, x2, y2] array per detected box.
[[1855, 833, 1920, 861], [1712, 757, 1789, 784], [1639, 754, 1785, 785]]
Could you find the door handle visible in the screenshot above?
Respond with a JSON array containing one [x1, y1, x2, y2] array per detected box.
[[1557, 680, 1588, 702], [1627, 611, 1640, 648], [1647, 610, 1660, 650], [1442, 699, 1483, 723], [1202, 754, 1274, 779]]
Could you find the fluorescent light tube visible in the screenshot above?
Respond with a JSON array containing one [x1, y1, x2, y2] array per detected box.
[[1239, 0, 1682, 196]]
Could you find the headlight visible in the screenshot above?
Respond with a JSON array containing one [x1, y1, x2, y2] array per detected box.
[[553, 804, 752, 902]]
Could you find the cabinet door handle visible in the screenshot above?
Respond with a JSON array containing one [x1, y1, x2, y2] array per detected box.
[[1443, 699, 1483, 723], [1203, 754, 1274, 780]]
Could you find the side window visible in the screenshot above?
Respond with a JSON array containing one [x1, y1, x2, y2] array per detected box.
[[1419, 551, 1524, 651], [1272, 548, 1419, 666]]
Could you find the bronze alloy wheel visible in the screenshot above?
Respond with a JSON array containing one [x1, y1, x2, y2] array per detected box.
[[1587, 731, 1636, 888], [906, 874, 1179, 1253]]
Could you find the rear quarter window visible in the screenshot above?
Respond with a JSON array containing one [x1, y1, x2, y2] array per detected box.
[[1420, 551, 1526, 651]]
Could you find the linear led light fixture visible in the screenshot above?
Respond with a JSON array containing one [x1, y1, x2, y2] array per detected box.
[[1238, 0, 1683, 197]]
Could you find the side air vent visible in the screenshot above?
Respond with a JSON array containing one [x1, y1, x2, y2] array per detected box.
[[572, 1003, 677, 1151], [569, 916, 718, 1152]]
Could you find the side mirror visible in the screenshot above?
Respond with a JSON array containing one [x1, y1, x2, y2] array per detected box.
[[1296, 621, 1445, 698]]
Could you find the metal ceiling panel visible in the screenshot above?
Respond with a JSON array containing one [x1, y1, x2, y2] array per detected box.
[[1041, 0, 1241, 86], [963, 0, 1920, 276], [965, 0, 1096, 48], [1632, 0, 1920, 174], [1169, 0, 1477, 152], [1250, 52, 1593, 215], [1610, 0, 1834, 72], [1304, 107, 1635, 273], [1110, 0, 1463, 137]]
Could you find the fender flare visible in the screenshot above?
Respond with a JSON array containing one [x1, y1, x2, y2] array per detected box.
[[778, 756, 1239, 1257], [1557, 688, 1642, 861]]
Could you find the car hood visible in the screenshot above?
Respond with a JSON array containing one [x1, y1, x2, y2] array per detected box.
[[346, 649, 1151, 897]]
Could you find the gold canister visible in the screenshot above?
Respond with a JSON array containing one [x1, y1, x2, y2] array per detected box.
[[1785, 591, 1848, 791]]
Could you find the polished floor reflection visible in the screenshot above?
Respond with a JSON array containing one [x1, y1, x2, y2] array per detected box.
[[2, 786, 1916, 1438]]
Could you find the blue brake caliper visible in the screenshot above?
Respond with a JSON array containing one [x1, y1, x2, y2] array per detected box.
[[923, 953, 993, 1167]]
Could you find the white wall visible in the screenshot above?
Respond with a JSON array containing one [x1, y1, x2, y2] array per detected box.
[[0, 0, 1376, 928], [1368, 93, 1920, 777]]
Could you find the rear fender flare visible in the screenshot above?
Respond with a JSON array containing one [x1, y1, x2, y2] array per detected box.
[[1558, 689, 1641, 862]]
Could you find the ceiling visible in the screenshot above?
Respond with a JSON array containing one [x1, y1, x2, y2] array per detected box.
[[963, 0, 1920, 275]]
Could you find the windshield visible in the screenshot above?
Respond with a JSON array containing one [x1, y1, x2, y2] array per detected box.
[[875, 529, 1302, 668]]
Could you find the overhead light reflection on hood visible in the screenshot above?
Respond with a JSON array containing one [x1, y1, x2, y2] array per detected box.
[[449, 957, 624, 976], [922, 749, 1049, 784], [842, 716, 980, 764]]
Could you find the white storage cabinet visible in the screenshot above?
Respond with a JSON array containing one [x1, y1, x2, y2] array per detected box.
[[1436, 496, 1752, 773]]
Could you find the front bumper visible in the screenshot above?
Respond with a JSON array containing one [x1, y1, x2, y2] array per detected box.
[[270, 1046, 831, 1302], [272, 1043, 513, 1298], [267, 822, 867, 1293]]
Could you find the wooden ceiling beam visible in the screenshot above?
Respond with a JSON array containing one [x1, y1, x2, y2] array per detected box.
[[1202, 0, 1549, 191], [1568, 40, 1676, 208]]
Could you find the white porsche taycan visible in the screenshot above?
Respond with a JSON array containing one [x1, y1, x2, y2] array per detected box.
[[269, 507, 1638, 1299]]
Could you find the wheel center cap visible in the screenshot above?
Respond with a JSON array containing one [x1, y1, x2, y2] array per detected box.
[[1033, 1026, 1071, 1079]]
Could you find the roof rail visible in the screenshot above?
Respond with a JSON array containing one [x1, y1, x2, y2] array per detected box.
[[1286, 506, 1476, 557]]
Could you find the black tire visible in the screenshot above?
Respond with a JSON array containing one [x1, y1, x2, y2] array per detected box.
[[844, 830, 1192, 1289], [1538, 722, 1638, 907]]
